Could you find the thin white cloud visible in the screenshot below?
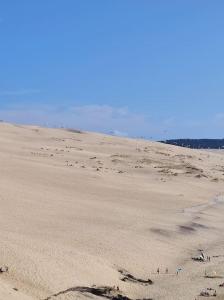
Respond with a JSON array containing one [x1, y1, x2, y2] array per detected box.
[[68, 105, 150, 136], [214, 113, 224, 121], [0, 104, 154, 137], [109, 130, 129, 137], [3, 103, 219, 139], [0, 89, 40, 96]]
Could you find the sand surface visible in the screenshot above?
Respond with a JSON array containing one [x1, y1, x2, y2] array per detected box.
[[0, 122, 224, 300]]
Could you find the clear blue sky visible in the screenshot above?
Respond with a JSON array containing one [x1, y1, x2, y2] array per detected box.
[[1, 0, 224, 139]]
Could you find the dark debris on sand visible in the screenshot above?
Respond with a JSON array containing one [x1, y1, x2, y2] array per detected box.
[[118, 269, 153, 286], [43, 285, 153, 300]]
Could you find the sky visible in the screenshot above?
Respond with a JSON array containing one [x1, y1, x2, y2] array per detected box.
[[1, 0, 224, 140]]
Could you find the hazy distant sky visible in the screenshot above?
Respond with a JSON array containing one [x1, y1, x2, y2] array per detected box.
[[1, 0, 224, 139]]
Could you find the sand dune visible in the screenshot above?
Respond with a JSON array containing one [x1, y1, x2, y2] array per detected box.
[[1, 122, 224, 300]]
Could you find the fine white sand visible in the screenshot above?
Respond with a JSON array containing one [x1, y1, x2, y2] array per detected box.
[[0, 122, 224, 300]]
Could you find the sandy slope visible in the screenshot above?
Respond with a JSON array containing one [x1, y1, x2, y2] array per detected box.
[[0, 122, 224, 300]]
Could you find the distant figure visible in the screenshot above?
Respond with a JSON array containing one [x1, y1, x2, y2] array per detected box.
[[157, 268, 160, 274], [201, 251, 205, 260], [165, 268, 169, 274], [116, 286, 120, 291], [0, 266, 8, 273], [176, 267, 182, 275]]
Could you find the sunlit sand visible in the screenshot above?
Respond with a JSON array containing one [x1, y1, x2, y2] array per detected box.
[[1, 122, 224, 300]]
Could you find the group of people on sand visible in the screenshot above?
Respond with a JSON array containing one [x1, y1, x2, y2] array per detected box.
[[198, 288, 217, 298], [156, 267, 182, 275], [111, 286, 120, 292]]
